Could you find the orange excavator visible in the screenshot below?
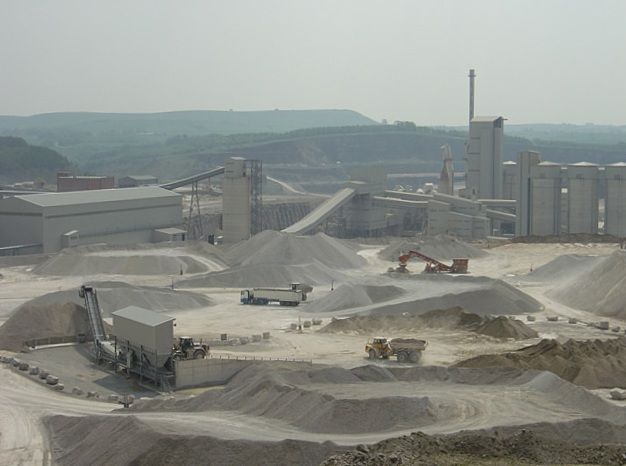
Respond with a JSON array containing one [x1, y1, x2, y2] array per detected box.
[[395, 250, 469, 274]]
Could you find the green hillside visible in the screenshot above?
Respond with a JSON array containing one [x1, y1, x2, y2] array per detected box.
[[0, 137, 71, 184]]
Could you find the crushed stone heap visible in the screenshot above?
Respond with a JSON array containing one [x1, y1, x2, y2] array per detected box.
[[320, 307, 538, 340], [455, 337, 626, 389]]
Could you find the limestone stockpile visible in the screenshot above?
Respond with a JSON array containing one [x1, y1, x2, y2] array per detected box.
[[455, 338, 626, 389], [45, 415, 342, 466], [523, 254, 604, 283], [320, 307, 538, 340], [322, 420, 626, 466], [549, 251, 626, 319], [305, 284, 404, 313], [367, 278, 544, 316], [379, 235, 487, 262], [226, 230, 366, 269], [178, 261, 347, 288], [132, 364, 621, 436], [0, 302, 88, 351]]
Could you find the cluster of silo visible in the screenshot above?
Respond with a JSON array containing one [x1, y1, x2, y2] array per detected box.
[[529, 162, 563, 236], [566, 162, 599, 234]]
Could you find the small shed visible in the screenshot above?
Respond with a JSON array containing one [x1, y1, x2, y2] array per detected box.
[[112, 306, 175, 367]]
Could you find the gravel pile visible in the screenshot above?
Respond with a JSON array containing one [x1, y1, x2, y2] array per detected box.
[[549, 250, 626, 318], [322, 422, 626, 466], [226, 230, 366, 269], [456, 337, 626, 389], [305, 284, 404, 313], [379, 235, 487, 262], [320, 307, 538, 340], [523, 254, 604, 283], [45, 415, 342, 466]]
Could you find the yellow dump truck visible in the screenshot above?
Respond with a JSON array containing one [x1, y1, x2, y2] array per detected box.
[[365, 337, 427, 363]]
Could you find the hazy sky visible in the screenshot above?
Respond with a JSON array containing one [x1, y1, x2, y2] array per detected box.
[[2, 1, 625, 125]]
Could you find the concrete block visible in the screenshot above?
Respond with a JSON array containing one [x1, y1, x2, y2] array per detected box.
[[262, 332, 271, 339], [45, 375, 59, 385], [239, 337, 250, 345], [596, 321, 610, 330], [546, 316, 559, 322], [52, 384, 64, 391], [526, 315, 536, 322], [87, 391, 99, 399], [290, 323, 298, 330], [613, 326, 621, 333], [108, 394, 119, 402], [312, 319, 322, 326], [29, 366, 39, 375], [568, 318, 578, 324], [72, 387, 84, 396], [38, 370, 49, 380], [251, 334, 262, 342], [18, 362, 29, 371], [11, 358, 20, 367]]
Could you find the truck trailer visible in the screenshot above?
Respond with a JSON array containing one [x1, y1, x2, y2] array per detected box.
[[240, 283, 304, 306]]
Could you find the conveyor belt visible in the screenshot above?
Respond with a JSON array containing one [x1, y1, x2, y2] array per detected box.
[[282, 187, 356, 234]]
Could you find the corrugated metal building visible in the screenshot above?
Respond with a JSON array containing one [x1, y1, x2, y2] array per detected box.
[[0, 187, 182, 252], [112, 306, 175, 368]]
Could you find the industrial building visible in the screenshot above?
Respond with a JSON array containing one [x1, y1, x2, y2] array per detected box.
[[0, 186, 183, 253], [222, 157, 262, 243], [118, 175, 159, 188], [605, 163, 626, 237], [464, 116, 504, 200], [56, 173, 115, 192]]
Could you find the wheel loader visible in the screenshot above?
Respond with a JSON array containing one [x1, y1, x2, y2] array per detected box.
[[172, 336, 208, 360], [365, 337, 427, 363]]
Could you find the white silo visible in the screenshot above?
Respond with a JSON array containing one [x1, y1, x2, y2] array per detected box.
[[605, 162, 626, 237], [530, 162, 562, 236], [567, 162, 599, 234]]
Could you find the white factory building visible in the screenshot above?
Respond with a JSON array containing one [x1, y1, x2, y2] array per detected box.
[[0, 187, 183, 253]]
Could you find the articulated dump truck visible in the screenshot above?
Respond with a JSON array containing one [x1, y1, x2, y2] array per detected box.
[[365, 337, 427, 363]]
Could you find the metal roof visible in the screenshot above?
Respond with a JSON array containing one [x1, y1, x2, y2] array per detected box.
[[470, 115, 504, 123], [13, 186, 180, 207], [112, 306, 175, 327]]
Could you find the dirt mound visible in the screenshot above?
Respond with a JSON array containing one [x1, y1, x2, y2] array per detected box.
[[379, 234, 487, 262], [321, 307, 537, 340], [524, 254, 604, 282], [455, 338, 626, 389], [45, 415, 341, 466], [366, 279, 544, 316], [322, 422, 626, 466], [550, 251, 626, 319], [34, 252, 212, 276], [0, 302, 88, 351], [306, 284, 404, 313], [226, 230, 366, 269], [179, 261, 346, 288]]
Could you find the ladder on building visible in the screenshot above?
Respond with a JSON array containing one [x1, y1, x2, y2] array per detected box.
[[79, 285, 106, 345]]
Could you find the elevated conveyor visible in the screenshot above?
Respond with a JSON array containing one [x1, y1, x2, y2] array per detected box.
[[160, 166, 225, 190], [282, 187, 356, 235], [79, 285, 107, 346]]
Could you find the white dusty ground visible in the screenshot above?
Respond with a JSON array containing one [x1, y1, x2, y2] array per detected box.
[[1, 239, 625, 464]]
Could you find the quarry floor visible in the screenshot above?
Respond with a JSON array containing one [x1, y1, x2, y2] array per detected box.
[[0, 240, 624, 464]]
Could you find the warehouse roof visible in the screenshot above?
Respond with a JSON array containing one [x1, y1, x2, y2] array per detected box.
[[122, 175, 158, 181], [12, 186, 180, 208], [470, 115, 504, 123], [112, 306, 175, 327]]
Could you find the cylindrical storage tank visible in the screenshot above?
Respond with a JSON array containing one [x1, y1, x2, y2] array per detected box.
[[530, 162, 562, 236], [567, 162, 599, 234], [605, 163, 626, 237]]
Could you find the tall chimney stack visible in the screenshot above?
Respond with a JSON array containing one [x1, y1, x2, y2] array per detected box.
[[468, 69, 476, 122]]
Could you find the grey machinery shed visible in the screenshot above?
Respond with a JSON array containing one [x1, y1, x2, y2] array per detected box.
[[0, 186, 183, 252], [112, 306, 175, 368]]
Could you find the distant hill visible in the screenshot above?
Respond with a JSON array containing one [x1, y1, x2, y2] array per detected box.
[[0, 136, 71, 184]]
